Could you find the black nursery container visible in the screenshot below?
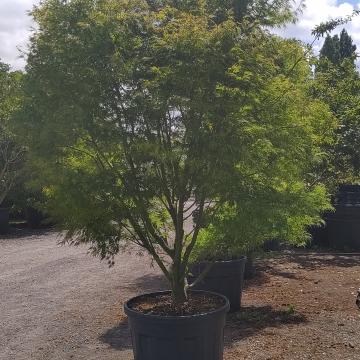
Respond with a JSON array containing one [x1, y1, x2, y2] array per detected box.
[[327, 184, 360, 251], [25, 207, 44, 229], [188, 256, 247, 312], [0, 208, 9, 234], [244, 255, 255, 279], [125, 291, 229, 360]]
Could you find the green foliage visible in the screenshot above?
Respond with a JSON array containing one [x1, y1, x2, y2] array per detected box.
[[312, 10, 360, 38], [319, 29, 356, 69], [320, 35, 341, 65], [313, 31, 360, 185], [191, 38, 335, 262], [191, 178, 332, 262], [18, 0, 334, 302], [141, 0, 301, 25], [0, 61, 24, 206], [340, 29, 357, 61]]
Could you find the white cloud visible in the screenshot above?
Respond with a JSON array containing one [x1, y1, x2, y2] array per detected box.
[[0, 0, 39, 70], [276, 0, 360, 55], [1, 0, 360, 70]]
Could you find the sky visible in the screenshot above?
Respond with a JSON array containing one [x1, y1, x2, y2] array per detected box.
[[1, 0, 360, 70]]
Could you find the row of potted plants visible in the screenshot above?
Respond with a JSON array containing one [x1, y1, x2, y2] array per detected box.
[[0, 206, 47, 234]]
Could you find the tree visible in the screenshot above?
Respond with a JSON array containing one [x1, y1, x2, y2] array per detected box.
[[19, 0, 333, 304], [319, 29, 356, 67], [0, 62, 24, 206], [313, 30, 360, 184], [320, 34, 340, 65], [340, 28, 357, 61]]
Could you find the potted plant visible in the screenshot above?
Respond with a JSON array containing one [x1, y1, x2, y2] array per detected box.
[[0, 62, 24, 234], [20, 1, 335, 359], [189, 190, 333, 312], [188, 254, 247, 313], [188, 204, 247, 312]]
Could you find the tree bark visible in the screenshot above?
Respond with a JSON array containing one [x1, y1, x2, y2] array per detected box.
[[170, 260, 188, 304], [171, 275, 187, 304]]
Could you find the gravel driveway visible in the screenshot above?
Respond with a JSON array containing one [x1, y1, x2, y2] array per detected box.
[[2, 229, 360, 360], [0, 229, 164, 360]]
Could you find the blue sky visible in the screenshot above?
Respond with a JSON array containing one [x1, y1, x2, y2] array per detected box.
[[339, 0, 358, 4], [1, 0, 360, 70]]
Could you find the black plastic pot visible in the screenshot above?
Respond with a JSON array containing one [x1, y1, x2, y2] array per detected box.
[[325, 184, 360, 250], [0, 208, 10, 234], [125, 290, 229, 360], [244, 256, 255, 279], [308, 223, 329, 248], [188, 256, 247, 312], [263, 239, 280, 251], [25, 207, 44, 229]]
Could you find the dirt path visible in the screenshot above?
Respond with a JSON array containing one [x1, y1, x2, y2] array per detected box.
[[1, 230, 360, 359]]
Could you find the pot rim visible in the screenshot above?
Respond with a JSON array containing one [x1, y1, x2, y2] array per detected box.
[[124, 290, 230, 320], [195, 255, 247, 265]]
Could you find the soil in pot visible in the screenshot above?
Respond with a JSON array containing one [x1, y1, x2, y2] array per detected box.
[[125, 290, 229, 360], [188, 256, 247, 313], [131, 291, 225, 316]]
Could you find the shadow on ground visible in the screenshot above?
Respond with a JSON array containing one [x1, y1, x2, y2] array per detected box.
[[0, 227, 56, 240], [100, 317, 132, 351], [133, 273, 168, 292], [245, 250, 360, 287], [100, 273, 167, 351], [225, 305, 307, 347], [122, 273, 168, 294], [288, 253, 360, 270], [101, 303, 307, 351], [101, 257, 321, 352]]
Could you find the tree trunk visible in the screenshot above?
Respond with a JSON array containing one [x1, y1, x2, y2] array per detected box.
[[171, 272, 187, 305], [171, 282, 187, 304]]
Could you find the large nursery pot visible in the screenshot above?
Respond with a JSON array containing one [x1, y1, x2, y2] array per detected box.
[[327, 184, 360, 250], [124, 290, 229, 360], [0, 208, 10, 234], [188, 256, 247, 312]]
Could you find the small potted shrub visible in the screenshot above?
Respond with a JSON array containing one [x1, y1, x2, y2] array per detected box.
[[188, 244, 247, 313], [189, 194, 332, 312], [188, 203, 275, 312], [188, 205, 247, 312], [20, 1, 334, 359]]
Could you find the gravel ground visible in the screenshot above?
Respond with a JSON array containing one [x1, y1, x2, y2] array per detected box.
[[227, 251, 360, 359], [0, 229, 163, 360], [1, 230, 360, 360]]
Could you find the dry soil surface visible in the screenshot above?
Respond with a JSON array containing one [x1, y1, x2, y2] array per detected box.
[[1, 230, 360, 360]]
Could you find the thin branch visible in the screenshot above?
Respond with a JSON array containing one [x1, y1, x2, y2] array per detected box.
[[187, 260, 216, 289]]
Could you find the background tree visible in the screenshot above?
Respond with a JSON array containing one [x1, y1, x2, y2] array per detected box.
[[19, 0, 333, 304], [0, 61, 24, 206], [319, 34, 341, 65], [318, 29, 356, 69], [313, 29, 360, 185], [340, 29, 357, 61]]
